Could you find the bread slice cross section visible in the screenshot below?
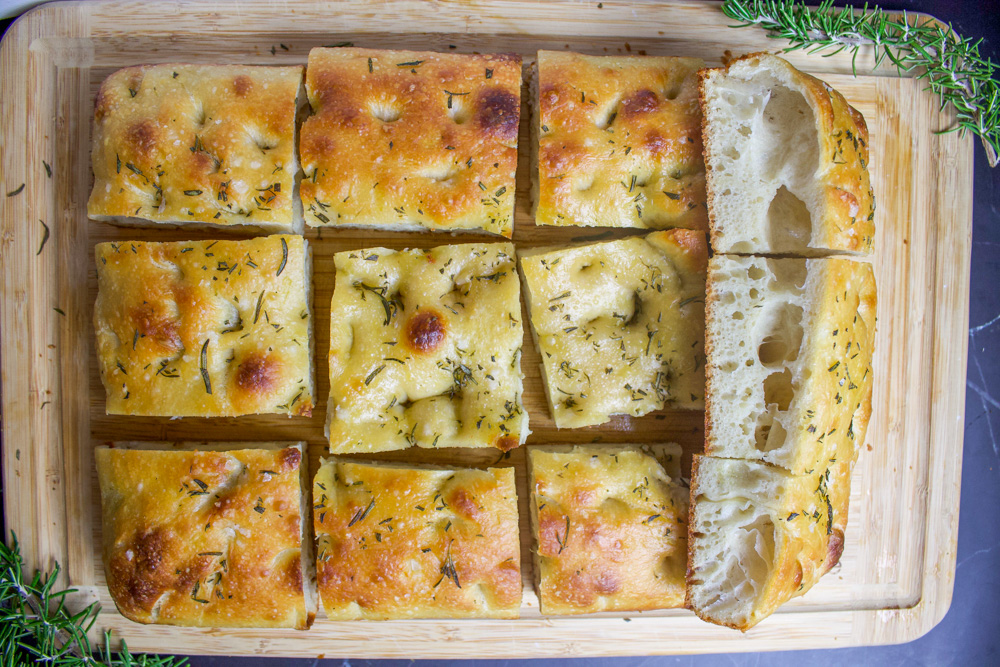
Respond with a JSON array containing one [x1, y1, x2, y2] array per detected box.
[[700, 53, 874, 256]]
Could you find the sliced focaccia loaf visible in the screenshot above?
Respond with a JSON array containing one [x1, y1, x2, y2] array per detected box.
[[704, 254, 876, 475], [700, 53, 874, 255]]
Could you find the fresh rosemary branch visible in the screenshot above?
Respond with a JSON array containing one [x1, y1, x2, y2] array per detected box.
[[721, 0, 1000, 166], [1, 532, 187, 667]]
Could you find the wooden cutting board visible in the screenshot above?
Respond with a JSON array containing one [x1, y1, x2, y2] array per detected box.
[[0, 0, 972, 658]]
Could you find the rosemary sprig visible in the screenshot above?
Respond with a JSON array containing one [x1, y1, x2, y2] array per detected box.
[[1, 532, 187, 666], [721, 0, 1000, 166]]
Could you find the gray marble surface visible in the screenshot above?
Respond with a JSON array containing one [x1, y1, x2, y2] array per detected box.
[[2, 0, 997, 664]]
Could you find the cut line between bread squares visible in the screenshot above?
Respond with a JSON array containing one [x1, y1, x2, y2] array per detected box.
[[93, 235, 314, 418], [88, 64, 305, 233], [528, 444, 688, 615], [300, 48, 521, 237], [327, 242, 528, 454], [520, 230, 707, 429], [95, 443, 315, 629], [533, 51, 708, 230]]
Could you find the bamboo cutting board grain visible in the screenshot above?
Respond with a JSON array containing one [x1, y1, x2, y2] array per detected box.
[[0, 0, 972, 658]]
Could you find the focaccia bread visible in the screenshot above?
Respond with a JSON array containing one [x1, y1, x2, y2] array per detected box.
[[88, 64, 304, 233], [528, 444, 688, 615], [520, 230, 707, 428], [95, 443, 314, 628], [705, 255, 876, 474], [94, 235, 314, 417], [327, 243, 527, 453], [686, 452, 853, 631], [314, 459, 521, 619], [700, 53, 875, 255], [533, 51, 706, 229], [300, 48, 521, 237]]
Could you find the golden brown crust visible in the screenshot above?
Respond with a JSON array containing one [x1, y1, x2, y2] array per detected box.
[[534, 51, 707, 229], [94, 236, 313, 417], [314, 460, 521, 619], [700, 53, 874, 254], [327, 243, 527, 453], [520, 230, 707, 428], [95, 445, 310, 628], [300, 48, 521, 237], [529, 445, 688, 615], [88, 65, 303, 231]]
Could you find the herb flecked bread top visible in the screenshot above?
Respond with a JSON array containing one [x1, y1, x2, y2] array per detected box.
[[528, 444, 688, 615], [94, 235, 314, 417], [327, 242, 527, 453], [520, 230, 707, 428], [533, 51, 707, 230], [96, 444, 313, 629], [88, 64, 304, 232], [314, 459, 521, 619], [300, 47, 521, 237]]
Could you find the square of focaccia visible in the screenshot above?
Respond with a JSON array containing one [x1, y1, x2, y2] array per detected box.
[[327, 242, 527, 453], [704, 255, 876, 474], [95, 443, 314, 628], [687, 453, 852, 631], [88, 65, 304, 233], [520, 230, 707, 428], [528, 444, 688, 615], [533, 51, 706, 229], [300, 48, 521, 237], [94, 235, 314, 417], [314, 459, 521, 619]]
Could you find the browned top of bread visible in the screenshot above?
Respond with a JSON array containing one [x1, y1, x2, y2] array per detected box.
[[93, 235, 313, 417], [314, 459, 521, 619], [95, 444, 310, 628], [535, 51, 707, 229], [529, 444, 688, 615], [88, 64, 303, 231], [300, 48, 521, 237]]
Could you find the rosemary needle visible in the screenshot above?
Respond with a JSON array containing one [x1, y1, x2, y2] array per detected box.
[[721, 0, 1000, 166]]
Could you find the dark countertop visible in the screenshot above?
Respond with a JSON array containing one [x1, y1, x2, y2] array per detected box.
[[2, 0, 997, 664]]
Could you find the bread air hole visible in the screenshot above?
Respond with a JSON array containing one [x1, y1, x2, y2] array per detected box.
[[369, 100, 401, 123], [447, 96, 470, 124], [738, 514, 775, 587], [767, 258, 807, 289], [766, 185, 812, 252], [757, 85, 819, 182], [754, 409, 787, 452], [756, 303, 803, 366], [763, 368, 794, 411]]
